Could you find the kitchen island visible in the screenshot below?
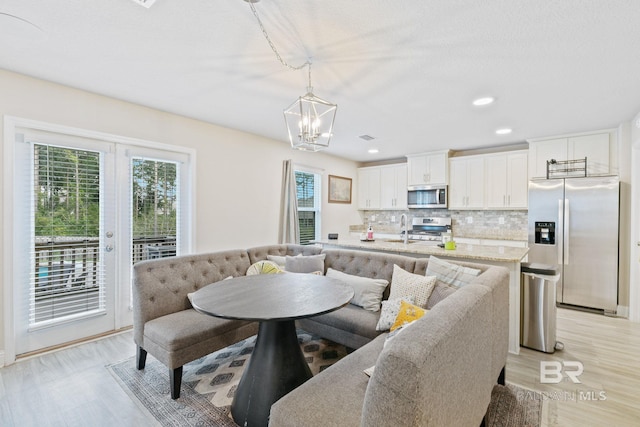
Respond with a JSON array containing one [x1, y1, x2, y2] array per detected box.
[[314, 239, 529, 354]]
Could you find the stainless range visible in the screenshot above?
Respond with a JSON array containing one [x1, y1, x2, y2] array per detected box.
[[402, 217, 452, 244]]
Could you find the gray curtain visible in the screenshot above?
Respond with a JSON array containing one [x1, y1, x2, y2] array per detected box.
[[279, 159, 300, 244]]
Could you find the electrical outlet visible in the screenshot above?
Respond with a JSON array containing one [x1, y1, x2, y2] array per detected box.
[[498, 217, 505, 225], [391, 215, 396, 223], [370, 215, 376, 222], [466, 216, 473, 224]]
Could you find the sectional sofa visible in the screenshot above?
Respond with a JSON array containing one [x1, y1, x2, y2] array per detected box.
[[132, 244, 509, 426]]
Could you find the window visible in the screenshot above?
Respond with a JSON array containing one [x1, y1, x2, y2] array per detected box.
[[295, 170, 321, 245]]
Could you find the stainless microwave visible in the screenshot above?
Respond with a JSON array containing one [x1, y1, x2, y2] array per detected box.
[[407, 185, 447, 209]]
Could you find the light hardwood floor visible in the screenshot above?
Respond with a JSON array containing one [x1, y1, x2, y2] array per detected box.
[[1, 308, 639, 426], [507, 308, 640, 426]]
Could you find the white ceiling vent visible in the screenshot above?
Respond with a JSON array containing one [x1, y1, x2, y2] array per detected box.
[[131, 0, 157, 8]]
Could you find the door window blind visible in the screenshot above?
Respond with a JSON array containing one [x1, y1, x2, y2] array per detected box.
[[30, 144, 105, 327], [131, 158, 179, 263]]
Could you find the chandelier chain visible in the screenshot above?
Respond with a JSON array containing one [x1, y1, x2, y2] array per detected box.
[[248, 2, 310, 72]]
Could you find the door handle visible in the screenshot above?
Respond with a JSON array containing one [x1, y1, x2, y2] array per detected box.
[[564, 199, 570, 265], [558, 200, 563, 265]]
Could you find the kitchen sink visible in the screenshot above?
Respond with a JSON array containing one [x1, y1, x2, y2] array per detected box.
[[383, 239, 418, 244]]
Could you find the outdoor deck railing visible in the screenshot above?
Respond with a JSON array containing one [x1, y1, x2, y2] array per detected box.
[[34, 236, 177, 297]]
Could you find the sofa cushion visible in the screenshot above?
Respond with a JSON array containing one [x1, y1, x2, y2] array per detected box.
[[388, 264, 436, 308], [426, 256, 481, 288], [302, 303, 381, 341], [326, 268, 388, 311], [144, 309, 253, 352], [376, 296, 415, 332], [391, 300, 427, 331], [285, 253, 326, 273]]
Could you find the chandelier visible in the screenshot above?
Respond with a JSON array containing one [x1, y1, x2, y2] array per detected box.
[[283, 63, 337, 151], [246, 0, 337, 151]]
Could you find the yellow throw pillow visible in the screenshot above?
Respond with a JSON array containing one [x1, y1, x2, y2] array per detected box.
[[390, 300, 427, 331]]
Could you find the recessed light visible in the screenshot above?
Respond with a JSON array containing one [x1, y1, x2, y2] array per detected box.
[[472, 97, 495, 106], [368, 148, 379, 154], [496, 128, 512, 135]]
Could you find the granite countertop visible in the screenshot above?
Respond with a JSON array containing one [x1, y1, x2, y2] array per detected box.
[[313, 239, 529, 263]]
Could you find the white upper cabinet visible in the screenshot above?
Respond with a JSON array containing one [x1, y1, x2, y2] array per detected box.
[[485, 151, 528, 209], [380, 164, 408, 209], [406, 150, 449, 186], [358, 164, 407, 210], [449, 156, 485, 209], [528, 130, 616, 179], [357, 167, 381, 209]]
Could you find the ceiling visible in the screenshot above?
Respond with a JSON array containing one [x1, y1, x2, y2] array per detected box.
[[1, 0, 640, 162]]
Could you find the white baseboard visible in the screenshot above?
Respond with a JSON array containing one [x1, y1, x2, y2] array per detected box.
[[617, 305, 630, 318]]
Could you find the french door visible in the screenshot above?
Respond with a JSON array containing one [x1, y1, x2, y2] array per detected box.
[[7, 119, 192, 358]]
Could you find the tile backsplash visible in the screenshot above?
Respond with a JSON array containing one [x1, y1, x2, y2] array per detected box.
[[354, 209, 528, 241]]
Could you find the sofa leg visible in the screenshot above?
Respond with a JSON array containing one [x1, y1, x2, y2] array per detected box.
[[498, 366, 506, 385], [170, 366, 183, 399], [480, 416, 486, 427], [136, 346, 147, 370]]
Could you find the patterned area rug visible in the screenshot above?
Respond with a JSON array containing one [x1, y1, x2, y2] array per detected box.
[[109, 331, 541, 427]]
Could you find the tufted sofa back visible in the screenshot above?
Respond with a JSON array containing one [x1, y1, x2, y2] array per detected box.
[[247, 244, 322, 264], [132, 249, 252, 346]]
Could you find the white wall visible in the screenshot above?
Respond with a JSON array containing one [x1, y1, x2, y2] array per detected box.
[[0, 69, 361, 352]]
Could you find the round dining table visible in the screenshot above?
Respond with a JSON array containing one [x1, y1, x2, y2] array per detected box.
[[190, 272, 354, 427]]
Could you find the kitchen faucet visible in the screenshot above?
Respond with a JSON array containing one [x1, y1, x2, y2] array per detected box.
[[400, 213, 408, 244]]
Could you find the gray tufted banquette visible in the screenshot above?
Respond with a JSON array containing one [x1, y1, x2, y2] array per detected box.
[[132, 245, 316, 399]]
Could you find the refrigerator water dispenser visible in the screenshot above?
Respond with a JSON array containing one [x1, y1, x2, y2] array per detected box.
[[534, 222, 555, 245]]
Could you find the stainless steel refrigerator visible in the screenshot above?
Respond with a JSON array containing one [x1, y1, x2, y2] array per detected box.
[[527, 176, 619, 313]]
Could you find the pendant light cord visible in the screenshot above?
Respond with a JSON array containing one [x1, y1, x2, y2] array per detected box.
[[247, 1, 310, 73]]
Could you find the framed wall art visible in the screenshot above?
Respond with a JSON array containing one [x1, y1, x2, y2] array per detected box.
[[328, 175, 352, 204]]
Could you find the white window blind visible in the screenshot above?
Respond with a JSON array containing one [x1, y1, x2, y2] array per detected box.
[[295, 170, 321, 245], [30, 144, 106, 327]]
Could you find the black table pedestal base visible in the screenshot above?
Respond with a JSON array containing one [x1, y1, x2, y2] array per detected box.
[[231, 320, 312, 427]]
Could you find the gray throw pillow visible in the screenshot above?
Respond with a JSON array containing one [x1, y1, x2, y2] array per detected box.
[[326, 268, 388, 312], [285, 253, 326, 274], [426, 256, 481, 288], [426, 282, 458, 309]]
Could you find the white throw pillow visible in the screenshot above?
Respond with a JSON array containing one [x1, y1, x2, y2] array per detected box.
[[326, 268, 388, 312], [376, 296, 415, 331], [426, 256, 481, 288], [284, 253, 326, 274], [388, 264, 436, 308]]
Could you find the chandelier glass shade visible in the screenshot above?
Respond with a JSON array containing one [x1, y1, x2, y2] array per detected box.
[[284, 86, 337, 152]]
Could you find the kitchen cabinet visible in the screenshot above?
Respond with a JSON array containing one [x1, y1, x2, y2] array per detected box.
[[528, 130, 616, 179], [448, 156, 485, 209], [406, 150, 449, 186], [380, 164, 408, 209], [485, 151, 528, 209], [357, 167, 381, 209]]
